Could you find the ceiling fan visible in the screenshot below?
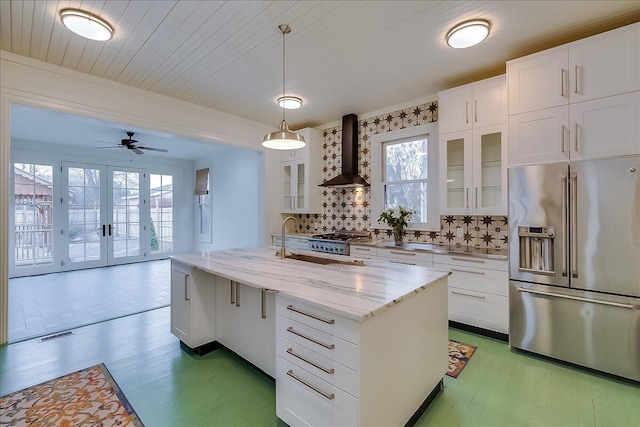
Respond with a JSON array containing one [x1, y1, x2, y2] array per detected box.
[[96, 131, 168, 155]]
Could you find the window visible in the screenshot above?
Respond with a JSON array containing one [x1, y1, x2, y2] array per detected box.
[[150, 174, 174, 254], [371, 123, 438, 230]]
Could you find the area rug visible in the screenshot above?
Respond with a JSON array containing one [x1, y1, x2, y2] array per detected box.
[[0, 363, 144, 426], [447, 339, 477, 378]]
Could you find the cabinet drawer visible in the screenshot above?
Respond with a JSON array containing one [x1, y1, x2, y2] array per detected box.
[[376, 247, 433, 266], [434, 262, 508, 297], [276, 297, 358, 345], [433, 253, 507, 272], [277, 334, 358, 397], [276, 356, 358, 427], [448, 286, 509, 333], [276, 315, 359, 371], [349, 245, 376, 259], [272, 236, 310, 251]]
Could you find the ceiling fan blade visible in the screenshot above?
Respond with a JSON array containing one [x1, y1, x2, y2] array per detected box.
[[132, 148, 144, 155], [96, 146, 125, 149], [138, 146, 168, 152], [93, 139, 119, 145]]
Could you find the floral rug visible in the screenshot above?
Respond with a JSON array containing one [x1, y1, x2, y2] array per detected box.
[[447, 339, 477, 378], [0, 363, 144, 426]]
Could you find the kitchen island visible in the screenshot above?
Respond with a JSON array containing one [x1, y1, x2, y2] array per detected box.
[[171, 246, 450, 427]]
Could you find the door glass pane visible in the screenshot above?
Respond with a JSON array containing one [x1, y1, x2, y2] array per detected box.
[[68, 166, 102, 263], [112, 170, 140, 258], [446, 138, 465, 209], [480, 132, 502, 208], [283, 164, 292, 209], [150, 174, 174, 254], [296, 163, 305, 209], [13, 163, 54, 267]]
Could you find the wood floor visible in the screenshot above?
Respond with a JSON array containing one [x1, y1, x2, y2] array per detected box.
[[1, 307, 638, 426]]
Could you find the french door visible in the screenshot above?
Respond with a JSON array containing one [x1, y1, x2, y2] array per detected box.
[[63, 163, 147, 269]]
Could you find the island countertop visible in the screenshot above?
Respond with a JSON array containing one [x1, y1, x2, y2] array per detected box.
[[171, 246, 449, 321]]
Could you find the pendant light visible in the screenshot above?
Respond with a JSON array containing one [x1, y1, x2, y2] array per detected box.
[[262, 25, 306, 150]]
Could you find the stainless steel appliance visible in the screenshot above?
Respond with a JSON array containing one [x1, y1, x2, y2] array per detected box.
[[308, 231, 370, 255], [508, 156, 640, 381]]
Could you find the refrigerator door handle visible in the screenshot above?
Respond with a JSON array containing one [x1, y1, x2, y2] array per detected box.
[[571, 172, 578, 278], [561, 173, 568, 277], [515, 287, 639, 310]]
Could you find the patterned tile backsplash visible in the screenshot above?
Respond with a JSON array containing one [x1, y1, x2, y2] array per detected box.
[[292, 99, 509, 249]]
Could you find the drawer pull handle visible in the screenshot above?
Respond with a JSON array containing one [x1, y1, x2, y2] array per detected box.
[[451, 290, 486, 299], [287, 327, 335, 349], [451, 268, 485, 275], [450, 257, 485, 263], [354, 247, 370, 251], [287, 348, 334, 374], [390, 251, 415, 256], [287, 305, 335, 324], [287, 370, 335, 400]]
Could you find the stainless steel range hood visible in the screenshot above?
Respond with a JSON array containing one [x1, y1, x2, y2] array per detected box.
[[319, 114, 369, 188]]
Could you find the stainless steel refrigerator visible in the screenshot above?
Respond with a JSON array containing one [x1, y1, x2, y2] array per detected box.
[[508, 155, 640, 381]]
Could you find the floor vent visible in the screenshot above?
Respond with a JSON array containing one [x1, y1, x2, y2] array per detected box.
[[39, 330, 73, 342]]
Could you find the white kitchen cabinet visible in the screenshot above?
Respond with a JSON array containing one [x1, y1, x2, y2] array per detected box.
[[375, 246, 433, 267], [214, 277, 276, 377], [440, 124, 507, 215], [170, 261, 216, 349], [438, 75, 506, 134], [271, 235, 310, 251], [280, 128, 323, 214], [507, 22, 640, 165], [432, 254, 508, 334], [275, 286, 448, 427]]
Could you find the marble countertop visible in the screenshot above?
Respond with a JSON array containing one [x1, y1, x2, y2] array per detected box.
[[171, 246, 449, 322], [351, 239, 508, 260]]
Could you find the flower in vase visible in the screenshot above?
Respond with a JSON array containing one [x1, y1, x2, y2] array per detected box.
[[378, 206, 414, 245]]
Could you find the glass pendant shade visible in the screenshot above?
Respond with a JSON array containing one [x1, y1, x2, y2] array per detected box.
[[60, 9, 113, 41], [262, 120, 306, 150], [446, 19, 490, 49]]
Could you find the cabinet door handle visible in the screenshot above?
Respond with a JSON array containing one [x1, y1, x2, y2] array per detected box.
[[451, 289, 486, 299], [574, 64, 579, 94], [465, 101, 469, 124], [286, 305, 335, 324], [287, 327, 335, 349], [287, 348, 335, 374], [230, 281, 235, 304], [286, 370, 335, 400], [474, 99, 478, 123], [390, 250, 415, 256], [235, 281, 240, 307], [184, 275, 190, 301], [451, 267, 485, 275], [561, 125, 566, 153], [261, 289, 267, 319], [560, 68, 566, 97], [451, 256, 485, 263], [466, 188, 469, 209], [574, 123, 579, 152], [475, 187, 478, 209]]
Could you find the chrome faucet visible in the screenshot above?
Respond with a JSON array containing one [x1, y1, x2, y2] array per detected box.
[[280, 216, 299, 259]]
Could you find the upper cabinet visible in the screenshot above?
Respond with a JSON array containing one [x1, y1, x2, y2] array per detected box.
[[439, 75, 508, 215], [508, 23, 640, 165], [439, 75, 507, 134], [280, 127, 323, 214]]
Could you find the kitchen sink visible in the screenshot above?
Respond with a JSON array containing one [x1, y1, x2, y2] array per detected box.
[[282, 253, 364, 266]]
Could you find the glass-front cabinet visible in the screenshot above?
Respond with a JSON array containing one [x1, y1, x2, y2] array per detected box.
[[281, 160, 307, 212], [440, 124, 507, 215]]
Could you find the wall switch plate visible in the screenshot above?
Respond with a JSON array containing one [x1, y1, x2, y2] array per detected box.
[[456, 226, 464, 238]]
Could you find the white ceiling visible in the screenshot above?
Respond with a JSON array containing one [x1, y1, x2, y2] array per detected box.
[[2, 0, 639, 156]]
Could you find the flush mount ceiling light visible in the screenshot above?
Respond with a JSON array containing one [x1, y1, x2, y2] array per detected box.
[[277, 96, 303, 109], [60, 9, 113, 41], [262, 24, 306, 150], [446, 19, 491, 49]]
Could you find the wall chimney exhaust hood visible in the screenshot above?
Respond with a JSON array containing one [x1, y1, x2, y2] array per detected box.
[[320, 114, 369, 188]]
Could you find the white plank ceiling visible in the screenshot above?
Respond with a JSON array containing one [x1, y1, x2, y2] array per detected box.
[[1, 0, 639, 130]]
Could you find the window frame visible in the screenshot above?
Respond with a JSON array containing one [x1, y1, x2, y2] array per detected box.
[[370, 122, 439, 231]]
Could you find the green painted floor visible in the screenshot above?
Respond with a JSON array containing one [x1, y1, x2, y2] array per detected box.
[[1, 307, 638, 426]]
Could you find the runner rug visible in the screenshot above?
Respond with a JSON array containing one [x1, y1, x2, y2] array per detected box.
[[447, 339, 477, 378], [0, 363, 144, 426]]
